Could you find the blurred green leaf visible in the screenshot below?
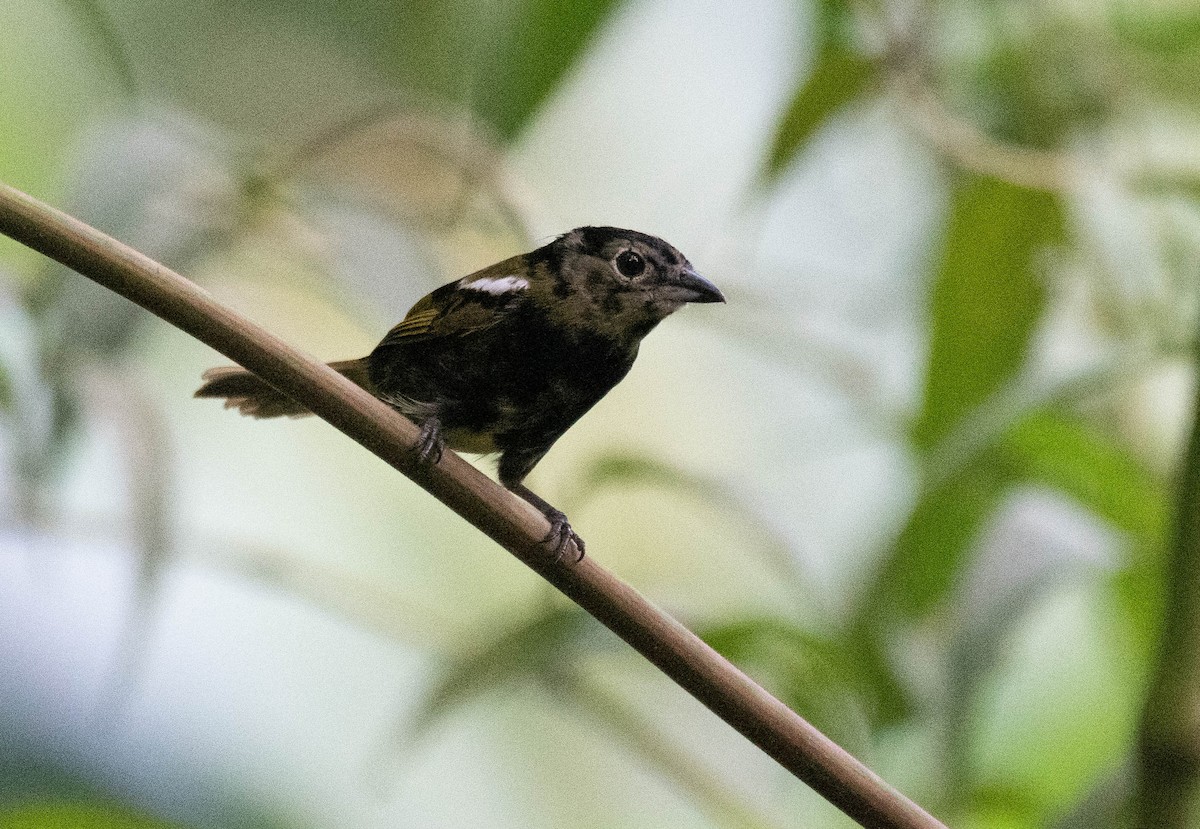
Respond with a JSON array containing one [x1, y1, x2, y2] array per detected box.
[[575, 453, 721, 500], [964, 23, 1111, 149], [1132, 171, 1200, 203], [1006, 412, 1168, 672], [1005, 411, 1168, 547], [476, 0, 622, 140], [571, 452, 815, 599], [1113, 3, 1200, 55], [996, 410, 1166, 678], [61, 0, 139, 98], [924, 349, 1159, 492], [913, 174, 1063, 449], [870, 407, 1160, 630], [943, 552, 1111, 804], [1128, 55, 1200, 111], [549, 669, 791, 829], [841, 480, 986, 726], [845, 461, 1012, 727], [1051, 767, 1132, 829], [763, 43, 873, 181], [387, 0, 621, 141], [0, 803, 180, 829], [700, 618, 870, 748], [964, 790, 1042, 829], [410, 605, 598, 734], [839, 621, 912, 727], [885, 460, 1011, 620], [762, 1, 874, 182], [373, 2, 483, 107], [962, 584, 1141, 822], [865, 410, 1163, 789], [0, 359, 11, 413], [938, 417, 1160, 803], [856, 408, 1166, 740]]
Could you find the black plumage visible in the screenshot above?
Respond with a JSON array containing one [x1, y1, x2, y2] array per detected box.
[[196, 226, 724, 559]]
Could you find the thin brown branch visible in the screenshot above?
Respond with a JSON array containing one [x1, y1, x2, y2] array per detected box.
[[896, 81, 1073, 192], [0, 181, 946, 829], [1135, 336, 1200, 827]]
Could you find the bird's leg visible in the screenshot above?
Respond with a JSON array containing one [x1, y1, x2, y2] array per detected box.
[[509, 483, 585, 562], [414, 416, 445, 464]]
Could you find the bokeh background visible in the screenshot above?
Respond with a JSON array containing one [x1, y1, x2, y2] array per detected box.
[[2, 0, 1200, 827]]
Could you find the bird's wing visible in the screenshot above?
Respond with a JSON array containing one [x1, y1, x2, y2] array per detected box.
[[376, 256, 530, 348]]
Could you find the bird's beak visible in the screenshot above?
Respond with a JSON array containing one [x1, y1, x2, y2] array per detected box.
[[672, 267, 725, 304]]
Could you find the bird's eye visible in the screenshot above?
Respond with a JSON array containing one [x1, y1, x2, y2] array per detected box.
[[614, 249, 646, 278]]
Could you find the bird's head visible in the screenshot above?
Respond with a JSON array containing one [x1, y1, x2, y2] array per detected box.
[[529, 226, 724, 344]]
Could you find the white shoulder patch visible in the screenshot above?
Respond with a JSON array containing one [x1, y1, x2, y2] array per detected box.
[[460, 275, 529, 295]]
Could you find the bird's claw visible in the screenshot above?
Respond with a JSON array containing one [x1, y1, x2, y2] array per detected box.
[[544, 509, 585, 563], [415, 419, 445, 464]]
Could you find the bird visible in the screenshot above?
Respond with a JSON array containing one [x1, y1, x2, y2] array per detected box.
[[195, 226, 724, 560]]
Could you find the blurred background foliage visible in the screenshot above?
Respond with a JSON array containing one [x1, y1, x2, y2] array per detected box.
[[2, 0, 1200, 827]]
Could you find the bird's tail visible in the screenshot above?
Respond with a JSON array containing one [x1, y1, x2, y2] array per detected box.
[[194, 358, 371, 419]]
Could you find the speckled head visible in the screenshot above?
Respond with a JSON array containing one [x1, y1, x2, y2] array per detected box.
[[527, 227, 724, 344]]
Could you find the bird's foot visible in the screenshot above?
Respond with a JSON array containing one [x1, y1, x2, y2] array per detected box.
[[543, 508, 585, 563], [507, 482, 585, 563], [414, 418, 445, 465]]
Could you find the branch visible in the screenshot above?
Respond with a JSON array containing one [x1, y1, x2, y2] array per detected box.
[[896, 81, 1073, 193], [0, 181, 946, 829], [1135, 336, 1200, 827]]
